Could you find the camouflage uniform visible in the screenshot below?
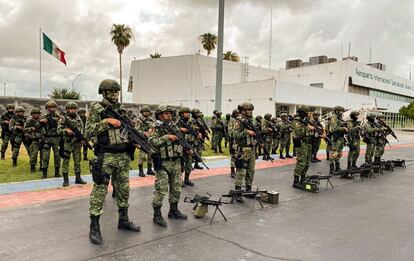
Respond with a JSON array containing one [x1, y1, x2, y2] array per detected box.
[[150, 105, 187, 227], [328, 106, 347, 172], [228, 109, 239, 177], [277, 114, 293, 159], [191, 109, 206, 170], [347, 111, 361, 168], [136, 106, 155, 177], [211, 112, 224, 153], [374, 115, 389, 162], [78, 108, 88, 160], [310, 113, 323, 162], [59, 102, 86, 187], [362, 114, 380, 164], [9, 107, 28, 166], [261, 113, 275, 161], [24, 108, 43, 172], [40, 101, 61, 178], [271, 117, 280, 154], [254, 115, 263, 156], [292, 108, 312, 187], [224, 114, 231, 148], [0, 104, 15, 159]]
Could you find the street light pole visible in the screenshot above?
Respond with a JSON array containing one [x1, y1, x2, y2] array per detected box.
[[215, 0, 225, 111], [2, 80, 15, 96], [71, 73, 82, 91]]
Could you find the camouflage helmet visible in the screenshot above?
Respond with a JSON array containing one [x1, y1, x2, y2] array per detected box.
[[98, 79, 121, 94], [78, 108, 86, 114], [15, 106, 25, 113], [239, 102, 254, 111], [65, 101, 78, 110], [377, 113, 385, 118], [296, 106, 309, 115], [333, 106, 345, 112], [6, 104, 15, 110], [215, 111, 222, 115], [140, 105, 151, 113], [255, 115, 263, 120], [264, 113, 272, 120], [191, 108, 200, 115], [178, 107, 191, 114], [31, 108, 41, 114], [155, 105, 174, 116], [350, 111, 359, 117], [45, 100, 57, 109], [225, 113, 231, 118], [280, 112, 288, 117], [366, 112, 376, 119]]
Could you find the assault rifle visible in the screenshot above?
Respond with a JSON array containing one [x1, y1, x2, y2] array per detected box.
[[308, 120, 332, 144], [184, 193, 228, 224], [239, 118, 273, 162], [178, 119, 199, 139], [103, 106, 156, 154], [63, 116, 93, 150], [194, 118, 210, 141], [158, 121, 209, 170], [268, 122, 281, 137], [381, 122, 399, 142], [374, 121, 391, 147]]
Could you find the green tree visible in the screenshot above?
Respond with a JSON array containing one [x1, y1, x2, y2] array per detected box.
[[223, 51, 240, 62], [199, 33, 217, 56], [110, 24, 134, 102], [150, 52, 161, 58], [48, 88, 80, 100], [399, 101, 414, 119]]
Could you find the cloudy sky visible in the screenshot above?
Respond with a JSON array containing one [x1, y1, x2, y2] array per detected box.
[[1, 0, 413, 102]]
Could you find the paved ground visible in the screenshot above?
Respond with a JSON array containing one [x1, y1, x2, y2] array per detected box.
[[0, 133, 413, 261]]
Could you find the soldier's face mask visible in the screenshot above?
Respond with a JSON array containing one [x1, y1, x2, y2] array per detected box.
[[104, 90, 119, 103], [67, 108, 77, 117], [162, 112, 172, 122]]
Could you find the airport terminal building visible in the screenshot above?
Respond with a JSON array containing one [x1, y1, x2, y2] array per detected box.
[[128, 53, 414, 117]]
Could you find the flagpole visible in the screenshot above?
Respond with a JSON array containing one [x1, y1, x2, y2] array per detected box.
[[39, 27, 42, 98]]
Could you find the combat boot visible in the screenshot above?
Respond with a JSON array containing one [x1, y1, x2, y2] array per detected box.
[[329, 163, 335, 174], [314, 156, 321, 162], [213, 147, 217, 153], [374, 157, 381, 164], [118, 208, 141, 232], [218, 145, 223, 154], [146, 164, 155, 175], [234, 186, 244, 203], [111, 184, 116, 198], [347, 161, 352, 170], [83, 154, 88, 161], [335, 162, 343, 172], [271, 149, 276, 154], [292, 176, 302, 189], [1, 152, 4, 160], [279, 153, 285, 159], [352, 160, 359, 169], [75, 171, 87, 184], [54, 167, 61, 178], [230, 167, 236, 178], [62, 172, 69, 187], [42, 168, 48, 179], [30, 164, 36, 173], [193, 161, 203, 170], [184, 172, 194, 186], [286, 153, 293, 158], [138, 164, 145, 177], [89, 215, 103, 244], [168, 203, 188, 219], [262, 155, 269, 161], [326, 151, 330, 161], [12, 158, 17, 167], [153, 206, 167, 227]]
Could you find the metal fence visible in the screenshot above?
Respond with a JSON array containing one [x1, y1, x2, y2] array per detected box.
[[384, 112, 414, 129]]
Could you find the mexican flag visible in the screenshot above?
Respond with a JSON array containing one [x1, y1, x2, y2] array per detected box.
[[42, 33, 66, 65]]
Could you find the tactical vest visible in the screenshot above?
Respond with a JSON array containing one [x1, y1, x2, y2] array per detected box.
[[155, 121, 183, 160], [25, 118, 42, 140]]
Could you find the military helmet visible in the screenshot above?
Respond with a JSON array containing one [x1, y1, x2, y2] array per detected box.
[[178, 107, 191, 114], [45, 100, 57, 109], [155, 105, 174, 116], [78, 108, 86, 114], [333, 106, 345, 112], [98, 79, 121, 94], [280, 112, 288, 117], [6, 104, 15, 110], [191, 108, 200, 115], [140, 105, 151, 113], [255, 115, 262, 120], [296, 106, 309, 114], [377, 113, 385, 118], [239, 102, 254, 111], [215, 111, 222, 115], [15, 106, 25, 113], [350, 111, 359, 117], [226, 113, 231, 118], [264, 113, 272, 120], [65, 101, 78, 110], [366, 112, 376, 119], [31, 108, 41, 114]]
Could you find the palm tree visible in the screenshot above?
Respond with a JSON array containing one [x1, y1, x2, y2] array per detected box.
[[150, 52, 162, 58], [199, 33, 218, 56], [110, 24, 134, 102], [49, 88, 80, 100], [223, 51, 240, 62]]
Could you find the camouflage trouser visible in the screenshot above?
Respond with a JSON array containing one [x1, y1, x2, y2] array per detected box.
[[329, 137, 345, 164], [89, 152, 131, 216], [365, 142, 376, 164], [224, 133, 229, 147], [311, 137, 321, 156], [374, 139, 386, 160], [29, 141, 43, 167], [294, 142, 311, 177], [61, 141, 82, 174], [137, 149, 151, 165], [42, 137, 60, 169], [235, 147, 256, 187], [82, 144, 88, 158], [152, 159, 182, 208], [12, 136, 27, 159], [183, 152, 193, 174], [272, 137, 280, 152], [348, 139, 360, 164], [211, 131, 223, 150], [279, 134, 291, 154], [1, 133, 11, 154], [264, 135, 272, 155]]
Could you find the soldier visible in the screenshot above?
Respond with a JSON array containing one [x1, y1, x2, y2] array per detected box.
[[58, 102, 87, 187], [261, 113, 275, 161], [228, 109, 239, 178], [39, 100, 61, 179], [24, 108, 43, 172], [233, 102, 258, 203], [292, 106, 315, 188], [277, 113, 293, 159], [191, 108, 205, 170], [78, 108, 88, 161], [310, 112, 323, 163], [328, 106, 348, 173], [9, 106, 28, 166], [347, 111, 361, 169], [136, 105, 155, 177], [1, 104, 15, 159], [87, 79, 140, 245], [362, 113, 380, 164], [374, 114, 389, 163], [150, 105, 188, 227], [271, 116, 280, 155], [211, 111, 224, 153], [254, 115, 263, 156], [224, 113, 231, 148]]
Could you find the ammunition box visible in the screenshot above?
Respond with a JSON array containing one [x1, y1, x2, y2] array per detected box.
[[260, 190, 279, 204]]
